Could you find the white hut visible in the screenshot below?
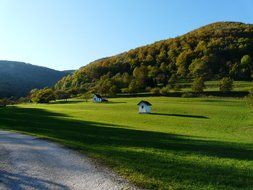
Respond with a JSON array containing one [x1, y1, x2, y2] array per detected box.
[[93, 94, 103, 103], [137, 100, 152, 114], [93, 94, 108, 103]]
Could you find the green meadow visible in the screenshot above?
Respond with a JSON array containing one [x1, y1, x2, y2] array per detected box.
[[177, 80, 253, 92], [0, 97, 253, 189]]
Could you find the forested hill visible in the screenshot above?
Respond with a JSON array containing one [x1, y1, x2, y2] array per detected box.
[[55, 22, 253, 95], [0, 61, 71, 98]]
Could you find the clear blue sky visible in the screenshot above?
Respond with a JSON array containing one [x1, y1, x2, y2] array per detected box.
[[0, 0, 253, 70]]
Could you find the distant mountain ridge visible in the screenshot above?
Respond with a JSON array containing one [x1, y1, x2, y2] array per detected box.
[[0, 61, 72, 98]]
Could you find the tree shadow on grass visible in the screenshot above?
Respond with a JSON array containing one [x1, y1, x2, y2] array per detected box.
[[150, 112, 209, 119], [49, 100, 84, 104], [103, 101, 127, 104], [0, 107, 252, 189], [200, 99, 236, 103]]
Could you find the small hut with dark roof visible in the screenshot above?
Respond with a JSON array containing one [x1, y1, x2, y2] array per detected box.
[[137, 100, 152, 114], [93, 94, 108, 103], [93, 94, 103, 103]]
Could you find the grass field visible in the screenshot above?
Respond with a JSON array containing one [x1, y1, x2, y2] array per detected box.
[[0, 97, 253, 189], [176, 80, 252, 92]]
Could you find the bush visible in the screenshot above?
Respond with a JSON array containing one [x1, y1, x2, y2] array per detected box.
[[67, 88, 80, 96], [31, 88, 56, 103], [168, 74, 177, 88], [55, 90, 71, 101], [127, 79, 143, 93], [219, 77, 233, 92], [145, 87, 152, 92], [181, 92, 196, 98], [0, 99, 7, 107], [150, 88, 160, 95], [18, 97, 30, 104], [192, 77, 205, 93], [159, 87, 170, 95], [121, 88, 130, 93], [173, 84, 182, 91]]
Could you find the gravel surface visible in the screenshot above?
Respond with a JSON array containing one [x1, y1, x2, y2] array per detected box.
[[0, 131, 138, 190]]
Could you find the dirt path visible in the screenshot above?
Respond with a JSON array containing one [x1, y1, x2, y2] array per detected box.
[[0, 131, 137, 190]]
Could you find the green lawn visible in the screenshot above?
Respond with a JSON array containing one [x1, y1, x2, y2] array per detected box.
[[0, 97, 253, 189], [179, 80, 253, 92]]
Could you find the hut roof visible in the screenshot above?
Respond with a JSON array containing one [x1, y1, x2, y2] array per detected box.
[[94, 94, 102, 98], [137, 100, 152, 106]]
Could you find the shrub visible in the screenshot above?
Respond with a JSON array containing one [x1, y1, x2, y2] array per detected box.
[[159, 87, 170, 96], [191, 77, 205, 93], [181, 92, 196, 98], [55, 90, 71, 101], [31, 88, 56, 103], [0, 98, 18, 106], [241, 55, 251, 67], [18, 97, 30, 104], [150, 88, 160, 95], [128, 80, 142, 93], [121, 88, 130, 93], [173, 84, 182, 91], [145, 87, 152, 92], [168, 74, 177, 88], [219, 77, 233, 92], [0, 99, 7, 107]]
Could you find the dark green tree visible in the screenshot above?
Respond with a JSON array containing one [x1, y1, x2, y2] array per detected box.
[[241, 55, 252, 67], [240, 55, 252, 79], [128, 79, 142, 93], [55, 90, 71, 101], [96, 75, 118, 97], [219, 77, 233, 93], [192, 77, 205, 93], [31, 88, 56, 103], [133, 65, 148, 88]]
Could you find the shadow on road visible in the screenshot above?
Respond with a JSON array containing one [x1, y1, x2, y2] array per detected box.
[[0, 170, 69, 190]]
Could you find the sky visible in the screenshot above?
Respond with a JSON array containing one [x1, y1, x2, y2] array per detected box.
[[0, 0, 253, 71]]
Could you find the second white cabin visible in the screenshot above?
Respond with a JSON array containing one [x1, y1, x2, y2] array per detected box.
[[93, 94, 108, 103], [93, 94, 103, 103], [137, 100, 152, 114]]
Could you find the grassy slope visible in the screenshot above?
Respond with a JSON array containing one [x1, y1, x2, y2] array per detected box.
[[179, 81, 253, 92], [0, 97, 253, 189]]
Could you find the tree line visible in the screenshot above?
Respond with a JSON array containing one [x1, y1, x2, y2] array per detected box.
[[54, 22, 253, 97]]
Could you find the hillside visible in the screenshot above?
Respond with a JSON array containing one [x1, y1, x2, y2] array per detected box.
[[55, 22, 253, 95], [0, 61, 71, 98]]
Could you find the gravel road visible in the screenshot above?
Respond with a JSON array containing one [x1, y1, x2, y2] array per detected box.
[[0, 131, 137, 190]]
